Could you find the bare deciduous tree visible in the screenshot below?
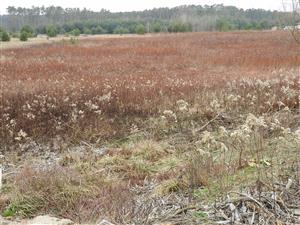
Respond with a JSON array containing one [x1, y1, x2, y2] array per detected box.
[[283, 0, 300, 43]]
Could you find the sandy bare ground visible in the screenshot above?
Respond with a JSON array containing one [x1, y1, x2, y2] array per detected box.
[[0, 33, 157, 50]]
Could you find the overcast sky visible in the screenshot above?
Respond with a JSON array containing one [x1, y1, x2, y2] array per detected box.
[[0, 0, 285, 14]]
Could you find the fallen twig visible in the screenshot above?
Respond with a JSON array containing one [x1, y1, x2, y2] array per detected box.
[[196, 113, 221, 132]]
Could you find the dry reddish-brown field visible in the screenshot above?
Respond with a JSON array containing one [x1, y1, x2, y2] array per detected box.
[[1, 31, 300, 224], [1, 31, 300, 143]]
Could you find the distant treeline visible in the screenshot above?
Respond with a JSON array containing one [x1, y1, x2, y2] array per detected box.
[[0, 4, 292, 36], [0, 20, 192, 42], [34, 20, 192, 36]]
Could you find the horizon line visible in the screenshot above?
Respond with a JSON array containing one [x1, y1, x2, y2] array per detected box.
[[0, 3, 284, 15]]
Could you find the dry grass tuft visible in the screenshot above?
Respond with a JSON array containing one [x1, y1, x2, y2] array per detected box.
[[3, 165, 135, 223]]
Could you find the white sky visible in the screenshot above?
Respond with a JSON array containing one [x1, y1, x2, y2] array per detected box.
[[0, 0, 285, 14]]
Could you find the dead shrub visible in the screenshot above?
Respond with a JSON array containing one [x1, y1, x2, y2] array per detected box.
[[186, 151, 213, 188]]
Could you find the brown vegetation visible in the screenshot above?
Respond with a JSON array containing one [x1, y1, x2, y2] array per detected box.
[[0, 31, 299, 224], [1, 31, 299, 145]]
